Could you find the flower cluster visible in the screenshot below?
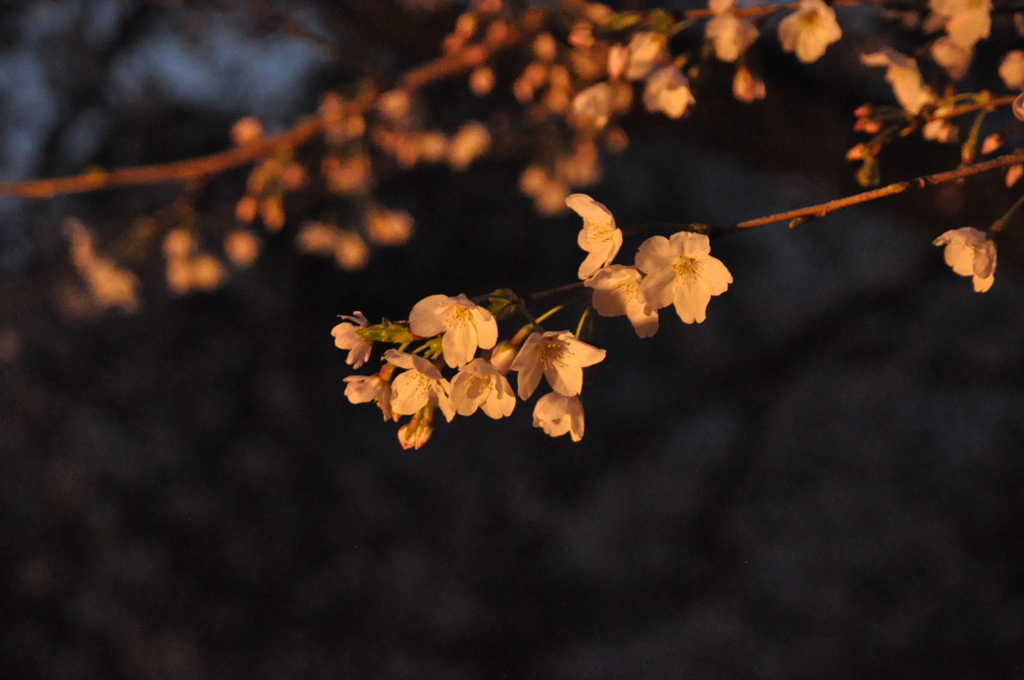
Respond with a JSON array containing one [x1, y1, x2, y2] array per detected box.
[[335, 193, 738, 448], [337, 291, 606, 448], [569, 194, 733, 334]]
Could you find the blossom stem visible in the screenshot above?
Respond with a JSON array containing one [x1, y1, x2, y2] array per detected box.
[[989, 191, 1024, 233], [575, 306, 593, 339], [533, 304, 565, 326]]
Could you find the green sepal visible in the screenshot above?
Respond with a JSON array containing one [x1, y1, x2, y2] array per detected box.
[[487, 288, 521, 321], [357, 321, 414, 344], [605, 12, 642, 32]]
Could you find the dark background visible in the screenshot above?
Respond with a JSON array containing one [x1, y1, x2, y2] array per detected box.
[[1, 1, 1022, 678]]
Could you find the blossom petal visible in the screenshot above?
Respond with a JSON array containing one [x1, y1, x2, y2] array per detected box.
[[562, 336, 607, 368], [670, 230, 711, 258], [625, 302, 659, 338], [567, 194, 615, 232], [698, 255, 733, 295], [409, 294, 450, 337], [469, 306, 498, 349], [673, 279, 713, 324], [510, 333, 543, 399], [391, 372, 430, 415], [383, 348, 416, 370], [637, 266, 678, 312], [546, 357, 583, 396], [635, 235, 675, 274], [442, 318, 478, 368]]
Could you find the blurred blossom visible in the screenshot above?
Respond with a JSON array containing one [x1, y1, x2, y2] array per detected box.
[[447, 122, 491, 170], [224, 229, 261, 267], [778, 0, 842, 63], [67, 219, 139, 313], [999, 50, 1024, 89], [572, 83, 614, 129], [334, 230, 370, 271], [469, 65, 495, 95], [860, 50, 936, 115], [643, 66, 695, 119], [931, 36, 972, 80], [296, 221, 340, 256], [624, 32, 667, 81], [230, 116, 263, 145], [364, 207, 415, 247], [732, 65, 766, 103]]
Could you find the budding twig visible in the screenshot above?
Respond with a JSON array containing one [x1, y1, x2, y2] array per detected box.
[[736, 152, 1024, 229]]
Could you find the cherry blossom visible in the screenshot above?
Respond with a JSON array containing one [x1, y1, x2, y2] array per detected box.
[[705, 0, 759, 63], [929, 0, 991, 49], [409, 294, 499, 368], [384, 349, 456, 421], [510, 330, 606, 399], [860, 50, 936, 115], [331, 311, 373, 369], [572, 83, 615, 129], [778, 0, 842, 64], [636, 231, 733, 324], [343, 374, 394, 421], [532, 392, 585, 442], [584, 265, 659, 338], [642, 66, 696, 119], [450, 358, 516, 418], [623, 32, 667, 81], [566, 193, 623, 280], [999, 50, 1024, 89], [933, 227, 997, 292]]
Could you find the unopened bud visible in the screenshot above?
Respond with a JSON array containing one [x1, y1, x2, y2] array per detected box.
[[981, 134, 1003, 155], [1006, 164, 1023, 187], [398, 405, 434, 450]]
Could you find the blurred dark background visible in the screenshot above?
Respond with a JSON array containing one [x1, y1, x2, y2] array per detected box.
[[1, 1, 1022, 678]]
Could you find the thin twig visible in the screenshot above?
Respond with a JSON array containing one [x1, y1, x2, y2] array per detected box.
[[736, 152, 1024, 229]]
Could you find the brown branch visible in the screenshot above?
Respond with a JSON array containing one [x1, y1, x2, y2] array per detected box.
[[0, 30, 523, 201], [736, 152, 1024, 228], [0, 119, 324, 200]]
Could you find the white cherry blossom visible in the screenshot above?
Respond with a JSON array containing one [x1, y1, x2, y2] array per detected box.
[[642, 66, 695, 119], [706, 3, 759, 63], [572, 83, 615, 129], [566, 193, 623, 280], [584, 265, 659, 338], [777, 0, 842, 64], [933, 227, 997, 292], [510, 331, 606, 400], [860, 50, 936, 116], [999, 50, 1024, 89], [343, 374, 394, 421], [384, 349, 456, 421], [409, 294, 498, 368], [532, 392, 585, 442], [331, 311, 372, 369], [929, 0, 991, 49], [623, 32, 667, 81], [450, 358, 516, 418], [636, 231, 733, 324]]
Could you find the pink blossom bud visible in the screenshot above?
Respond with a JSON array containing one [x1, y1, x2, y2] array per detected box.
[[1006, 164, 1023, 187], [980, 134, 1002, 155]]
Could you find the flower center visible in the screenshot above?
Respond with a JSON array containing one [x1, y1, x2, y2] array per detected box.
[[674, 256, 702, 281], [539, 340, 568, 369]]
